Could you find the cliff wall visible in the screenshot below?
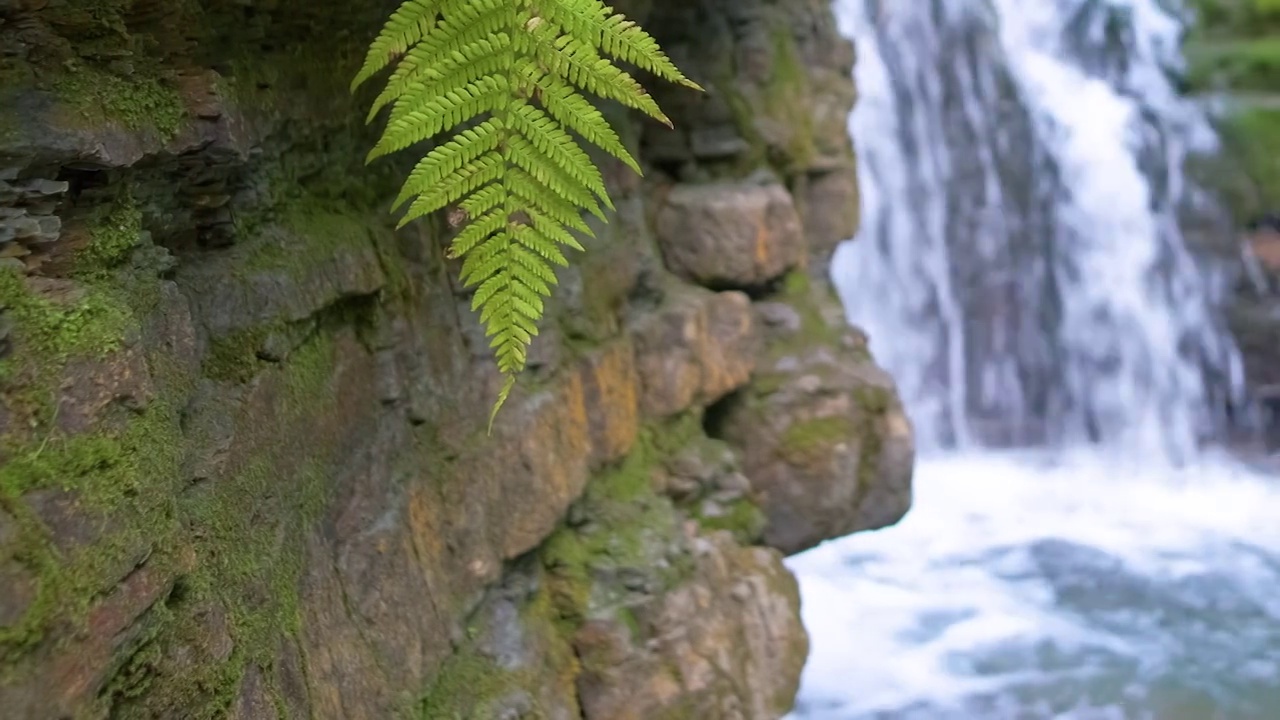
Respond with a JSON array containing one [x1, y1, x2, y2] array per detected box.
[[0, 0, 914, 717]]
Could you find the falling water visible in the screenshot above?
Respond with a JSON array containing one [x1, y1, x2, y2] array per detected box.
[[830, 0, 1243, 461], [787, 1, 1280, 717]]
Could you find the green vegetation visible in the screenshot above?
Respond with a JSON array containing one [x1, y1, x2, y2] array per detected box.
[[78, 195, 144, 274], [1185, 37, 1280, 90], [778, 416, 857, 467], [53, 64, 185, 138], [1218, 108, 1280, 214], [1182, 0, 1280, 222], [354, 0, 702, 425], [0, 270, 132, 369]]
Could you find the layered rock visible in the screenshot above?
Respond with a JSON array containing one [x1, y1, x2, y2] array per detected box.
[[0, 0, 913, 717]]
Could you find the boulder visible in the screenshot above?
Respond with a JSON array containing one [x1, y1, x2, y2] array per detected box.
[[632, 286, 760, 418], [573, 533, 808, 720], [655, 182, 806, 290], [715, 279, 915, 555]]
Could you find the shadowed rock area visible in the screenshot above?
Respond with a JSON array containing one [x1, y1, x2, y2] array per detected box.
[[0, 0, 913, 716]]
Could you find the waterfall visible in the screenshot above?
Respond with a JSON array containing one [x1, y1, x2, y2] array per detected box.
[[785, 3, 1280, 718], [832, 0, 1244, 462]]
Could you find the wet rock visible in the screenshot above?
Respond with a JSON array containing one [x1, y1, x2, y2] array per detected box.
[[632, 286, 759, 418], [574, 533, 808, 720], [0, 559, 37, 629], [55, 343, 156, 435], [0, 558, 183, 718], [227, 666, 278, 720], [578, 339, 641, 466], [795, 164, 860, 268], [717, 283, 915, 555], [655, 182, 806, 290]]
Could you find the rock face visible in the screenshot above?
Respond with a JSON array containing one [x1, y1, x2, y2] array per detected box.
[[0, 0, 912, 717], [655, 182, 805, 289], [714, 278, 915, 555]]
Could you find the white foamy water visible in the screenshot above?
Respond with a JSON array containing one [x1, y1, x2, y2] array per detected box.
[[788, 0, 1280, 717], [789, 453, 1280, 719]]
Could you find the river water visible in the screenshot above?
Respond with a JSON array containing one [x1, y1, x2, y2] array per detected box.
[[787, 1, 1280, 717]]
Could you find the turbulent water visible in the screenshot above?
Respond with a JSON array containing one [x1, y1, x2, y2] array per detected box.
[[788, 1, 1280, 718]]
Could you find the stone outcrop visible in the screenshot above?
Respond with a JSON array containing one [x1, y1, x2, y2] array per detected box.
[[713, 277, 915, 555], [0, 0, 913, 717], [655, 182, 805, 289]]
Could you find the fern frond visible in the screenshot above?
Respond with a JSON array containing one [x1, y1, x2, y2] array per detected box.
[[506, 167, 596, 235], [393, 118, 503, 209], [398, 152, 504, 226], [508, 104, 608, 204], [533, 0, 703, 90], [513, 224, 570, 266], [528, 70, 641, 172], [528, 28, 670, 125], [385, 33, 514, 125], [352, 0, 438, 92], [449, 208, 506, 256], [355, 0, 700, 428], [368, 4, 514, 120], [506, 135, 606, 219], [368, 75, 509, 161]]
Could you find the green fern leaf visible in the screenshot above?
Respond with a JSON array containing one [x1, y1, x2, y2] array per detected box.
[[533, 0, 703, 90], [369, 5, 513, 119], [356, 0, 700, 429], [352, 0, 438, 92], [393, 118, 503, 209], [529, 71, 641, 172]]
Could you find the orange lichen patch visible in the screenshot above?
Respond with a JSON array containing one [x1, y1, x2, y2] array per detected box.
[[697, 291, 757, 403], [753, 221, 771, 269], [580, 340, 640, 466], [498, 369, 591, 560]]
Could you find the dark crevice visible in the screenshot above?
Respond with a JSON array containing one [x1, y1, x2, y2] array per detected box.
[[702, 390, 743, 440], [702, 271, 793, 301]]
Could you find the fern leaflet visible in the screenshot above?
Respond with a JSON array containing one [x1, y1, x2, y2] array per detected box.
[[355, 0, 700, 429]]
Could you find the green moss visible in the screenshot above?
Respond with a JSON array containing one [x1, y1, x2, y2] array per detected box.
[[420, 651, 513, 720], [694, 499, 766, 545], [853, 385, 891, 415], [0, 402, 182, 655], [778, 416, 857, 466], [103, 331, 342, 718], [0, 93, 21, 145], [78, 195, 144, 274], [419, 574, 586, 720], [0, 257, 345, 714], [763, 28, 815, 170], [1187, 0, 1280, 36], [539, 419, 702, 636], [0, 316, 183, 657], [749, 372, 790, 397], [855, 413, 884, 492], [53, 65, 185, 139], [0, 270, 133, 367], [758, 271, 844, 366], [781, 270, 810, 296], [202, 326, 272, 383], [249, 203, 372, 268]]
